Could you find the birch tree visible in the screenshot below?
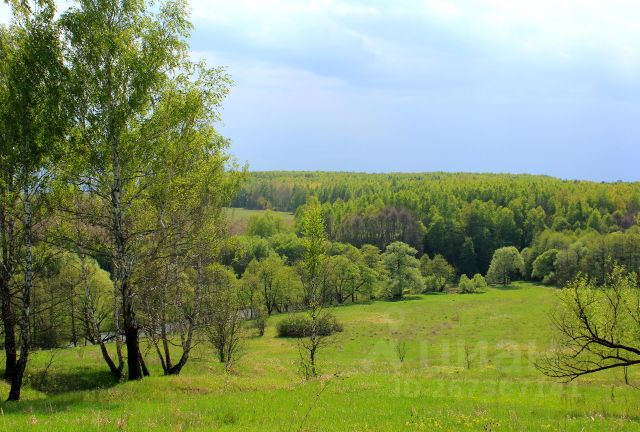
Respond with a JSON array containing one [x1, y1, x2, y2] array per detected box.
[[60, 0, 195, 380], [0, 0, 67, 400]]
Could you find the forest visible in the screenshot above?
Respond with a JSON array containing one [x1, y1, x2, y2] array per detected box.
[[234, 171, 640, 282]]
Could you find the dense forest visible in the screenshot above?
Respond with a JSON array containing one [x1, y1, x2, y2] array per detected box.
[[233, 171, 640, 281]]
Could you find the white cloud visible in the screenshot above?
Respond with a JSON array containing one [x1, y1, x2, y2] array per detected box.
[[424, 0, 460, 17]]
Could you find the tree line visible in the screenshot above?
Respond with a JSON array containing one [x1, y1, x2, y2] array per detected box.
[[232, 171, 640, 278]]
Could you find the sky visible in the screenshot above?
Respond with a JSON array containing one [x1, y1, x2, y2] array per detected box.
[[2, 1, 640, 181]]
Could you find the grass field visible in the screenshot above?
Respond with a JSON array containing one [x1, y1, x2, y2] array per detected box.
[[1, 282, 639, 431], [223, 207, 295, 235]]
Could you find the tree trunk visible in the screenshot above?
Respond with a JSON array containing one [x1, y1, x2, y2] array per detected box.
[[112, 278, 124, 373], [8, 186, 33, 401], [0, 206, 16, 382], [138, 349, 149, 377], [151, 337, 168, 374], [111, 144, 141, 380], [160, 261, 172, 371], [106, 45, 140, 381], [0, 278, 16, 382], [70, 284, 77, 347], [123, 283, 142, 380]]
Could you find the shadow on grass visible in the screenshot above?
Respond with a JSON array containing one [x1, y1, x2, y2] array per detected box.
[[0, 390, 121, 417], [492, 284, 522, 291], [330, 299, 375, 309], [0, 368, 121, 416], [455, 291, 487, 295], [28, 367, 120, 395], [383, 295, 424, 302]]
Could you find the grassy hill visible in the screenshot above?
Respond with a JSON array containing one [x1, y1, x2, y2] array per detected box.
[[1, 283, 639, 431]]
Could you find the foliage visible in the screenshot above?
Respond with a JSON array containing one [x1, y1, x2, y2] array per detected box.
[[531, 249, 559, 285], [486, 246, 525, 286], [220, 236, 272, 276], [458, 273, 488, 293], [242, 254, 302, 315], [300, 205, 326, 304], [382, 242, 423, 299], [537, 265, 640, 381], [233, 171, 640, 277], [203, 265, 243, 366], [268, 232, 305, 264], [472, 273, 487, 290], [276, 313, 343, 338], [246, 210, 289, 237], [458, 274, 475, 293], [420, 254, 455, 292]]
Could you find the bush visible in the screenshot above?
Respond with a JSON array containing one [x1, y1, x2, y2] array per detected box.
[[458, 274, 476, 293], [277, 313, 343, 338], [472, 273, 487, 290], [459, 273, 488, 293], [424, 275, 446, 292]]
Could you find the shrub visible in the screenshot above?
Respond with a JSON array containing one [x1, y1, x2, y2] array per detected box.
[[472, 273, 487, 290], [277, 313, 343, 338], [458, 274, 476, 293], [459, 273, 488, 293], [424, 275, 447, 292], [395, 340, 407, 362]]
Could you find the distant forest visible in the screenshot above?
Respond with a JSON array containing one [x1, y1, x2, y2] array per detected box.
[[233, 172, 640, 283]]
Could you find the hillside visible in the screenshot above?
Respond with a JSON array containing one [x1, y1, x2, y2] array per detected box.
[[2, 283, 639, 431]]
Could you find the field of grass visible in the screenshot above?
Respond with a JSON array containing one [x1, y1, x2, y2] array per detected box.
[[223, 207, 295, 235], [1, 282, 640, 431]]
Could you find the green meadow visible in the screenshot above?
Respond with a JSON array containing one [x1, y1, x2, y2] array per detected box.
[[223, 208, 295, 235], [1, 282, 638, 431]]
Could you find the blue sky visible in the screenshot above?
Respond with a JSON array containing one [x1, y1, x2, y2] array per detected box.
[[2, 1, 639, 181]]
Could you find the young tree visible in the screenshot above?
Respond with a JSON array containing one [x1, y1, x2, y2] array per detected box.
[[300, 206, 326, 305], [458, 273, 487, 293], [537, 266, 640, 381], [486, 246, 524, 286], [382, 242, 423, 299], [204, 264, 243, 367], [297, 205, 334, 378]]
